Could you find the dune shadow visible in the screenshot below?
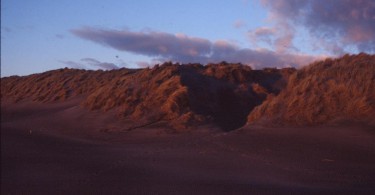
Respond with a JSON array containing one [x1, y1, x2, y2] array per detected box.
[[179, 65, 283, 131]]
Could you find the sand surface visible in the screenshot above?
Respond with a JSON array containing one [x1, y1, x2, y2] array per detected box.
[[2, 100, 375, 194]]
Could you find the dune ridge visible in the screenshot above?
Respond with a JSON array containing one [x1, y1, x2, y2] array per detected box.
[[1, 62, 294, 131]]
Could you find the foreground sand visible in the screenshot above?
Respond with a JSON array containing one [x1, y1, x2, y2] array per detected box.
[[2, 100, 375, 194]]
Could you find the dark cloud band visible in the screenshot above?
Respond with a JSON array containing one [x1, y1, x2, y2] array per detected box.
[[60, 58, 119, 70]]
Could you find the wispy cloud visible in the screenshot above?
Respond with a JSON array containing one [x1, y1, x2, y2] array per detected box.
[[248, 27, 276, 49], [59, 60, 86, 69], [55, 34, 65, 39], [71, 27, 323, 69], [60, 58, 119, 70], [81, 58, 119, 70], [136, 61, 152, 68], [233, 20, 246, 29]]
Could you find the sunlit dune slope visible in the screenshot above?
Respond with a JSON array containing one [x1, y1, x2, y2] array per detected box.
[[1, 68, 136, 102], [248, 53, 375, 126]]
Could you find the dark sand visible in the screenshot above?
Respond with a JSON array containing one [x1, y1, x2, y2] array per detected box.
[[2, 100, 375, 194]]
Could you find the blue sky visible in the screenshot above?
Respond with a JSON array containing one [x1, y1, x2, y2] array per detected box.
[[1, 0, 374, 77]]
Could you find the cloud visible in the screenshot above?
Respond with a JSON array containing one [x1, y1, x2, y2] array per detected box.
[[249, 27, 276, 49], [248, 23, 297, 53], [208, 47, 324, 68], [60, 58, 119, 70], [259, 0, 375, 54], [55, 34, 65, 39], [233, 20, 246, 28], [136, 61, 152, 68], [59, 60, 86, 69], [254, 28, 274, 36], [81, 58, 119, 70], [71, 27, 323, 69], [71, 27, 212, 62]]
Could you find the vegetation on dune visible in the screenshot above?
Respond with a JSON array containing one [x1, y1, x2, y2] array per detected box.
[[248, 53, 375, 126], [2, 53, 374, 129]]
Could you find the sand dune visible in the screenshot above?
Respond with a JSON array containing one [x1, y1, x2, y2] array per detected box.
[[2, 62, 295, 131], [3, 54, 374, 129]]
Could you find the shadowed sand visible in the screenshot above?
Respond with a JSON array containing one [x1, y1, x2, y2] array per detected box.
[[2, 100, 375, 194]]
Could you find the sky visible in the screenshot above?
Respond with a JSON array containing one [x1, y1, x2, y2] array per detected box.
[[1, 0, 375, 77]]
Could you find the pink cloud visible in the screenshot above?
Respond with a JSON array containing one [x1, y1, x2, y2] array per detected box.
[[136, 61, 152, 68], [248, 27, 276, 46], [260, 0, 375, 54], [233, 20, 246, 28], [248, 23, 296, 53]]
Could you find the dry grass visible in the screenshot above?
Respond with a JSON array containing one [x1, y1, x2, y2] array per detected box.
[[248, 53, 375, 126], [3, 54, 373, 129], [1, 68, 137, 102]]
